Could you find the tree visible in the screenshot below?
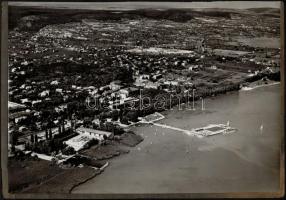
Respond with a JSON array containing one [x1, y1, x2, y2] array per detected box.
[[62, 146, 76, 155], [126, 110, 139, 122], [47, 120, 53, 139], [120, 116, 129, 125], [58, 125, 62, 135], [115, 67, 134, 84], [41, 110, 51, 121], [85, 138, 99, 149], [105, 122, 114, 132], [62, 119, 65, 133], [35, 134, 38, 144], [111, 110, 119, 121], [31, 134, 34, 143], [11, 145, 16, 153], [83, 117, 92, 128], [67, 101, 78, 120], [49, 129, 52, 140], [11, 131, 20, 145], [113, 126, 124, 135], [50, 158, 58, 166], [45, 129, 48, 140]]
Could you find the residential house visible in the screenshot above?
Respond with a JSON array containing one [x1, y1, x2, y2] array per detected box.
[[110, 80, 122, 91]]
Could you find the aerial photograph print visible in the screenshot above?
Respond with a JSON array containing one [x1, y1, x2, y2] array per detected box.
[[2, 0, 284, 198]]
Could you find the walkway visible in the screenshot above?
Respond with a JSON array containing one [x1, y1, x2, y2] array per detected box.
[[152, 123, 195, 136]]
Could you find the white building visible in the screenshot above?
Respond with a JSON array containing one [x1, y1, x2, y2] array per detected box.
[[50, 80, 59, 85], [92, 118, 100, 126], [119, 89, 129, 96], [139, 74, 150, 80], [8, 101, 26, 110], [20, 98, 29, 104], [39, 90, 50, 97], [19, 126, 28, 132], [15, 116, 27, 124], [32, 100, 42, 106], [56, 88, 63, 93], [76, 127, 113, 138], [110, 80, 122, 91], [65, 127, 113, 151]]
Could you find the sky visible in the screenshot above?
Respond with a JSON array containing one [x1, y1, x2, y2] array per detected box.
[[8, 1, 281, 10]]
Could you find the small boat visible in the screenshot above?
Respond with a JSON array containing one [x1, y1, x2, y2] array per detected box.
[[260, 125, 264, 133]]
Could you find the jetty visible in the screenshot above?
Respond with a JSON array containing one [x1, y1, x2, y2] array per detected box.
[[151, 122, 236, 138]]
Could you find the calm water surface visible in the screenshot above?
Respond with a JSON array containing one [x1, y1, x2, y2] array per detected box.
[[73, 84, 281, 193]]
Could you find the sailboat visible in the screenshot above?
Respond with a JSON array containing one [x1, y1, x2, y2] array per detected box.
[[260, 125, 264, 133]]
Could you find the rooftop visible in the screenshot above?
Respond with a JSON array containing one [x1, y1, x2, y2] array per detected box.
[[8, 101, 26, 110], [76, 127, 112, 137]]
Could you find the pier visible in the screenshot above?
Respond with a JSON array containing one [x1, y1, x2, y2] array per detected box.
[[149, 122, 236, 138], [152, 123, 195, 136]]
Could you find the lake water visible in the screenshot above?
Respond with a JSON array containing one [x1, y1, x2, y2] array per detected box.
[[73, 84, 282, 193], [9, 1, 280, 10]]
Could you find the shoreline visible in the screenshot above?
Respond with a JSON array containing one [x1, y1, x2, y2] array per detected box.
[[8, 131, 144, 193], [72, 83, 280, 194], [71, 80, 281, 191], [9, 79, 280, 193], [240, 81, 280, 91], [70, 81, 277, 192]]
